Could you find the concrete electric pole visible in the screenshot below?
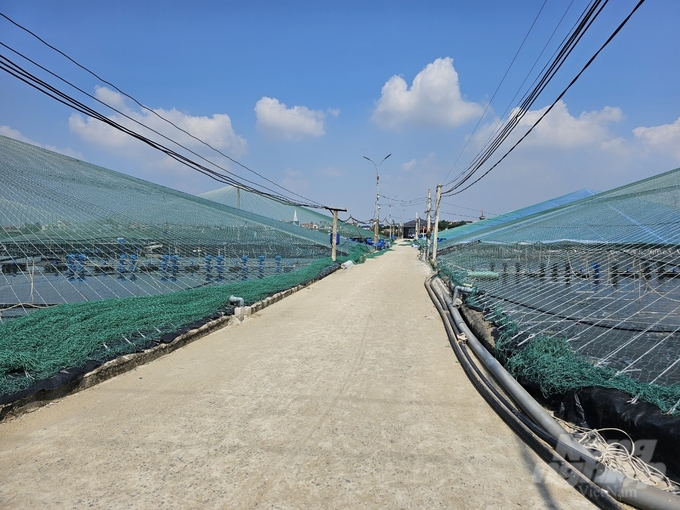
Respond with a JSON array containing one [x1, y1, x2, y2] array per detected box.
[[326, 207, 347, 261], [426, 188, 432, 259], [363, 154, 391, 244], [431, 184, 442, 262]]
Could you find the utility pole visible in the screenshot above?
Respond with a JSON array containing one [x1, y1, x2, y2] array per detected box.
[[426, 189, 432, 234], [363, 154, 391, 244], [426, 188, 432, 260], [236, 187, 241, 209], [431, 184, 442, 262], [415, 211, 420, 240], [325, 207, 347, 262], [388, 204, 393, 241]]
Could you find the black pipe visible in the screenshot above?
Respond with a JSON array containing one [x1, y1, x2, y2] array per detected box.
[[427, 275, 680, 510], [426, 275, 623, 510]]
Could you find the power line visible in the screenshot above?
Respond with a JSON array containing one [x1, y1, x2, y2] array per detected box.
[[442, 0, 549, 184], [440, 200, 499, 216], [443, 0, 612, 195], [0, 12, 325, 208], [0, 52, 324, 209], [457, 0, 577, 185], [445, 0, 647, 198], [0, 41, 322, 208], [380, 194, 428, 206]]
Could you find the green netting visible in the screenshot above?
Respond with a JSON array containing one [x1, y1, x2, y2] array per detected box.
[[200, 186, 374, 240], [0, 134, 374, 398], [438, 188, 599, 242], [501, 334, 680, 415], [0, 243, 371, 397], [0, 134, 359, 315], [437, 167, 680, 414]]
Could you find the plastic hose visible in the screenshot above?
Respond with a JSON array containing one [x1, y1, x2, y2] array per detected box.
[[427, 276, 680, 510]]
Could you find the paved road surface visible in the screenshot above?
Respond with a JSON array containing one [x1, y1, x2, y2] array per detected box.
[[0, 244, 595, 509]]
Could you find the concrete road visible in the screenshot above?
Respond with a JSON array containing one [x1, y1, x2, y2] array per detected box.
[[0, 244, 596, 509]]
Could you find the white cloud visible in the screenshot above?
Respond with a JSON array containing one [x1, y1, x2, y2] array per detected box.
[[69, 86, 247, 156], [515, 100, 624, 149], [66, 87, 248, 194], [401, 152, 438, 173], [633, 117, 680, 159], [401, 158, 418, 173], [0, 125, 83, 159], [69, 87, 247, 156], [454, 103, 680, 217], [94, 85, 128, 111], [255, 97, 332, 140], [0, 125, 33, 143], [372, 57, 484, 130], [470, 100, 624, 153]]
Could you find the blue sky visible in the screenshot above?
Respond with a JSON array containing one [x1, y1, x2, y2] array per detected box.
[[1, 0, 679, 224]]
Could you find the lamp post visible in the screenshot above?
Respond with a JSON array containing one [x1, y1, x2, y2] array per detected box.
[[363, 153, 391, 244]]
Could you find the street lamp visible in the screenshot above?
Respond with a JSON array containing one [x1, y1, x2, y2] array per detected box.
[[363, 153, 391, 244]]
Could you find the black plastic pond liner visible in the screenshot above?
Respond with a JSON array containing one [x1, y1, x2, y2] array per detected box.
[[555, 386, 680, 479], [0, 313, 223, 410], [0, 360, 102, 406], [159, 314, 223, 344], [459, 303, 680, 482]]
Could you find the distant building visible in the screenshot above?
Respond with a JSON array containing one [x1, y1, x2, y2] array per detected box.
[[403, 220, 426, 238]]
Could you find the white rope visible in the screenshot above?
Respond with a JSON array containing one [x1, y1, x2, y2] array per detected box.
[[556, 418, 680, 495]]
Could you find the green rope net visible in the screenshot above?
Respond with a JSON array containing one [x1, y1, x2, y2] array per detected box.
[[0, 134, 372, 397], [437, 166, 680, 414]]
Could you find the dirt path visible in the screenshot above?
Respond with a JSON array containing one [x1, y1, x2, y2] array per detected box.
[[0, 244, 595, 509]]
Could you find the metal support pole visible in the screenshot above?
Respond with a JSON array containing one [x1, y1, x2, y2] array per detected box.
[[432, 184, 442, 262]]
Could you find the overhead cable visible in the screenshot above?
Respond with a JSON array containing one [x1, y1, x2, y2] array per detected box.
[[443, 0, 611, 195], [458, 0, 577, 184], [445, 0, 646, 198], [0, 53, 322, 208], [0, 12, 324, 208], [442, 0, 549, 184], [0, 42, 322, 208]]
